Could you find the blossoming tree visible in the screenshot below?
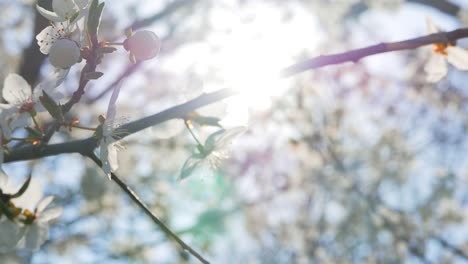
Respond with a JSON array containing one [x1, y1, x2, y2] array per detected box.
[[1, 0, 468, 263]]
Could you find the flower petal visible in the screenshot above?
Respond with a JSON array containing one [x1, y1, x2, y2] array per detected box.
[[0, 169, 8, 189], [0, 220, 24, 253], [205, 126, 246, 152], [424, 54, 447, 83], [100, 142, 119, 179], [426, 16, 439, 34], [36, 5, 63, 22], [36, 26, 57, 55], [21, 224, 49, 251], [52, 0, 78, 20], [446, 46, 468, 70], [106, 84, 121, 122], [38, 207, 63, 222], [179, 156, 203, 180], [3, 74, 32, 105], [74, 0, 89, 9], [36, 196, 54, 214]]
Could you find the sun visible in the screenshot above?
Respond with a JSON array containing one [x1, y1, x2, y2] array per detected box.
[[161, 2, 322, 125]]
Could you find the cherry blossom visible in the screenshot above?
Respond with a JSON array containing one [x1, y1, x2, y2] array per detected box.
[[424, 17, 468, 82], [17, 196, 63, 251], [36, 0, 89, 22], [0, 171, 62, 252], [179, 126, 246, 180], [99, 85, 123, 179], [0, 74, 63, 138]]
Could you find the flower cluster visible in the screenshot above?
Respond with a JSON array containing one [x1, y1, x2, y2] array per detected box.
[[36, 0, 90, 70], [0, 171, 62, 252]]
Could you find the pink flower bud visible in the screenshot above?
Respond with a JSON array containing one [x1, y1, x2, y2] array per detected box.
[[124, 30, 161, 61], [49, 39, 81, 69]]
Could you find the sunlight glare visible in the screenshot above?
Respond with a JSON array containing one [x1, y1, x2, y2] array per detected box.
[[206, 2, 322, 123]]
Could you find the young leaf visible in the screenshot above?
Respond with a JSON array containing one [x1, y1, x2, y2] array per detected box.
[[39, 90, 63, 120], [87, 0, 105, 37]]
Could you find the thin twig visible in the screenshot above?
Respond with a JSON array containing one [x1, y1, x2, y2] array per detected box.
[[282, 28, 468, 76], [87, 153, 210, 264]]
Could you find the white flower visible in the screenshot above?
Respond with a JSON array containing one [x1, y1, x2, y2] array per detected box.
[[17, 196, 62, 251], [179, 126, 246, 180], [0, 220, 24, 253], [36, 0, 89, 22], [0, 171, 62, 252], [100, 85, 123, 179], [36, 0, 89, 69], [424, 17, 468, 82], [0, 74, 63, 138], [124, 30, 161, 62]]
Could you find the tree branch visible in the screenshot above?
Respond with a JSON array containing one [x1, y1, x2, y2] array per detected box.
[[6, 27, 468, 162], [282, 27, 468, 76], [4, 88, 236, 163], [86, 153, 209, 264]]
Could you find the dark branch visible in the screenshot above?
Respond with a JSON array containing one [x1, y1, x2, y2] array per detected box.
[[282, 28, 468, 76], [4, 88, 236, 163], [408, 0, 460, 16], [87, 153, 210, 264]]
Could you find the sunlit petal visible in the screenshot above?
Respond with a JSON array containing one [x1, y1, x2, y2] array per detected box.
[[425, 16, 439, 34], [446, 46, 468, 70], [424, 54, 447, 82], [36, 5, 62, 22], [3, 74, 31, 105]]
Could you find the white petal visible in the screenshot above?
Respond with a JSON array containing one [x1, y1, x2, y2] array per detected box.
[[106, 84, 121, 122], [36, 196, 54, 214], [74, 0, 89, 9], [3, 74, 31, 105], [205, 126, 246, 152], [52, 0, 78, 19], [100, 142, 119, 179], [38, 207, 63, 222], [12, 178, 42, 210], [0, 220, 24, 253], [179, 156, 203, 180], [36, 5, 63, 22], [36, 26, 57, 55], [424, 54, 447, 83], [0, 169, 8, 188], [446, 46, 468, 70], [22, 224, 48, 251], [426, 16, 439, 34], [107, 143, 119, 172]]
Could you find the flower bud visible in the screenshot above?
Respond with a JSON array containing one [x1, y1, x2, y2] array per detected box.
[[124, 30, 161, 61], [49, 39, 81, 69]]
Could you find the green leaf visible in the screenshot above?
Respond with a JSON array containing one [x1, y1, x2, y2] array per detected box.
[[87, 0, 105, 37], [0, 198, 14, 219], [39, 90, 63, 120], [186, 112, 222, 127], [10, 175, 31, 199]]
